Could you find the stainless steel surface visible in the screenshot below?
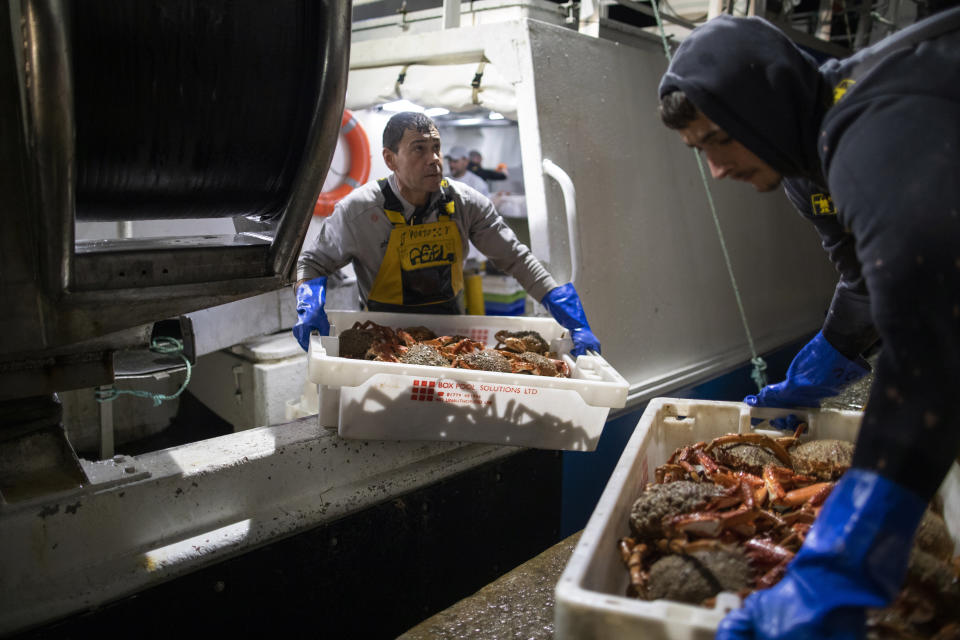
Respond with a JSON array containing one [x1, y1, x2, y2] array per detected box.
[[184, 289, 299, 359], [72, 236, 271, 292], [518, 20, 837, 404], [18, 0, 75, 298], [268, 0, 352, 281], [0, 1, 352, 390]]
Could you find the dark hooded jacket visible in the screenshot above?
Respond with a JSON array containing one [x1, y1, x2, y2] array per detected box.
[[782, 179, 877, 361], [659, 9, 960, 500]]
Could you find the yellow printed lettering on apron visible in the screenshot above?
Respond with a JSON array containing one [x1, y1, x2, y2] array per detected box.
[[367, 179, 464, 310]]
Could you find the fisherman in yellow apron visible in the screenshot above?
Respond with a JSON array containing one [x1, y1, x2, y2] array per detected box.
[[365, 177, 463, 314], [293, 111, 602, 357]]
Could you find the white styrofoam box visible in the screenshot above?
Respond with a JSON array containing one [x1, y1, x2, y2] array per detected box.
[[554, 397, 960, 640], [306, 310, 629, 451], [190, 331, 311, 431]]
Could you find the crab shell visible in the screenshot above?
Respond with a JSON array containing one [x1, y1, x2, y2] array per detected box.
[[402, 325, 437, 342], [789, 439, 853, 481], [494, 330, 550, 354], [628, 481, 725, 540], [338, 326, 376, 359], [645, 548, 752, 604], [453, 349, 512, 372], [712, 443, 782, 475], [399, 344, 450, 367]]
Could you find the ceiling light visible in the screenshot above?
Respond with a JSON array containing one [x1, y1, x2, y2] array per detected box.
[[424, 107, 450, 117], [380, 99, 424, 112]]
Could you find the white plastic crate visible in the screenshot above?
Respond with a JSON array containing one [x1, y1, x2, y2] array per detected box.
[[554, 397, 960, 639], [306, 311, 628, 451]]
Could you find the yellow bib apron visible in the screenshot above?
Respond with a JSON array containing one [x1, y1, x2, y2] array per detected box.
[[367, 178, 464, 313]]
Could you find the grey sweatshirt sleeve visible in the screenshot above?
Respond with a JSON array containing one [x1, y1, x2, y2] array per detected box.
[[455, 183, 558, 302], [296, 203, 358, 283]]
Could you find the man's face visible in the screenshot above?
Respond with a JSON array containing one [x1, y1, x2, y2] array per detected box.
[[447, 156, 468, 177], [677, 112, 782, 192], [383, 127, 443, 196]]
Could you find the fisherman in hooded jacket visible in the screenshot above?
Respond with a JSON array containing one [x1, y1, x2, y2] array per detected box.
[[658, 7, 960, 639]]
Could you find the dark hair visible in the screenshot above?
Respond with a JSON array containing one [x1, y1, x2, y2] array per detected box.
[[382, 112, 438, 152], [659, 90, 699, 130]]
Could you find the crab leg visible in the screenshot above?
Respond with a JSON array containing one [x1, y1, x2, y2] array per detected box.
[[775, 481, 833, 508], [666, 503, 757, 539], [744, 537, 795, 566]]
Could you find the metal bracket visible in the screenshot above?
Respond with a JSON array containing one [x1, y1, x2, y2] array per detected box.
[[557, 1, 580, 25], [79, 455, 150, 491]]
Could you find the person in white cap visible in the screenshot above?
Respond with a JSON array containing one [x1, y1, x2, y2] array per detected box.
[[444, 145, 490, 197]]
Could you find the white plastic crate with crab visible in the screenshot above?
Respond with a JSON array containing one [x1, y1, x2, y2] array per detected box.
[[554, 397, 960, 639], [305, 310, 629, 451]]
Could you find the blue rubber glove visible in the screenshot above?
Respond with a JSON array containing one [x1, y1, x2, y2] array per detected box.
[[540, 283, 601, 357], [716, 469, 926, 640], [745, 331, 869, 409], [292, 276, 329, 351], [749, 413, 807, 432]]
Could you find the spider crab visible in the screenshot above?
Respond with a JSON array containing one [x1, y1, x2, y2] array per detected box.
[[334, 321, 571, 378], [621, 427, 856, 603], [494, 329, 551, 355]]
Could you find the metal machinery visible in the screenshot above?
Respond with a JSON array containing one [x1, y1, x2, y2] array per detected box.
[[1, 1, 349, 398], [0, 0, 925, 636], [0, 0, 353, 632]]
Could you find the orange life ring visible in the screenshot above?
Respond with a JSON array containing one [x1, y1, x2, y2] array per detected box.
[[314, 109, 371, 216]]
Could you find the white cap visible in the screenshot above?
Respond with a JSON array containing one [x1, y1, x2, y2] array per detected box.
[[445, 145, 468, 160]]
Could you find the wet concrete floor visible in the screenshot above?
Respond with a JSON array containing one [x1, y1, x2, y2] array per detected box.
[[399, 532, 580, 640]]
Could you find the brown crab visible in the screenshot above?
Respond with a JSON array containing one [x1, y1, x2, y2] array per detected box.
[[622, 430, 960, 633], [402, 325, 437, 342], [499, 351, 568, 377], [452, 349, 512, 373], [645, 547, 753, 604], [338, 323, 377, 359], [705, 433, 794, 474], [628, 480, 726, 540], [334, 321, 571, 377], [494, 330, 550, 355], [789, 439, 853, 480], [399, 344, 450, 367]]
